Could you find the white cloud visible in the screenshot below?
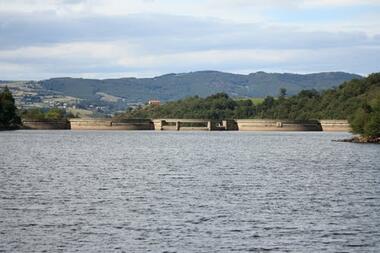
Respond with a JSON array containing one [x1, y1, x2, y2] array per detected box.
[[0, 0, 379, 79], [0, 42, 133, 60], [1, 39, 379, 80], [1, 0, 379, 17], [302, 0, 380, 7], [214, 0, 380, 8]]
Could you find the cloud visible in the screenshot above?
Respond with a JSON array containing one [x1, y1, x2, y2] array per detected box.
[[302, 0, 380, 7], [0, 13, 228, 49], [215, 0, 380, 8], [0, 0, 379, 79], [1, 12, 378, 51], [1, 39, 379, 80]]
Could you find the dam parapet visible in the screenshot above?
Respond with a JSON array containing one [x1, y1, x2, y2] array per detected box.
[[22, 120, 69, 130], [236, 119, 323, 131], [69, 118, 153, 130], [320, 120, 351, 132]]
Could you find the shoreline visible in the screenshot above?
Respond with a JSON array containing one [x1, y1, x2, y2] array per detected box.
[[333, 136, 380, 144]]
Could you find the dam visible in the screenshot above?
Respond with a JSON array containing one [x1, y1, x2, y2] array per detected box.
[[22, 118, 351, 132], [235, 119, 323, 131], [152, 119, 238, 131], [69, 118, 153, 130], [68, 118, 239, 131], [22, 120, 70, 130], [320, 120, 351, 132]]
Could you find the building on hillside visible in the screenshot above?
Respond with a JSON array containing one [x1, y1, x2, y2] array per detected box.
[[148, 100, 160, 106]]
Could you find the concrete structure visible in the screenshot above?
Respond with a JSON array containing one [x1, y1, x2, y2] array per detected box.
[[222, 120, 239, 131], [22, 118, 350, 132], [320, 120, 351, 132], [69, 118, 153, 130], [148, 100, 160, 106], [22, 120, 69, 130], [236, 119, 323, 131], [69, 118, 113, 130], [153, 119, 224, 131]]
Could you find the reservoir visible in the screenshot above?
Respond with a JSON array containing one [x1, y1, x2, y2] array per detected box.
[[0, 131, 379, 252]]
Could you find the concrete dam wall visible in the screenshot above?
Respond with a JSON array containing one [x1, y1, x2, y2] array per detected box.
[[70, 118, 237, 131], [22, 120, 69, 130], [320, 120, 351, 132], [236, 119, 323, 131], [152, 119, 238, 131], [22, 118, 351, 132], [69, 118, 153, 130]]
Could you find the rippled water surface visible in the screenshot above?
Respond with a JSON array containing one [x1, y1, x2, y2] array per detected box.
[[0, 130, 379, 252]]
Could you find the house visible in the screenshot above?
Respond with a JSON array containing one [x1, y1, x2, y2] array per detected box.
[[148, 100, 160, 106]]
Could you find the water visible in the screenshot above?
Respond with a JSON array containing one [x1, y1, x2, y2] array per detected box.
[[0, 130, 379, 252]]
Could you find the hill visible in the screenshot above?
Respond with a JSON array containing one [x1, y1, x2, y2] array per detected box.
[[40, 71, 361, 103], [255, 72, 379, 119]]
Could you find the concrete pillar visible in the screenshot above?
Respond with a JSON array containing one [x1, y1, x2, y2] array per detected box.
[[207, 121, 212, 131], [153, 120, 164, 130], [222, 120, 227, 130]]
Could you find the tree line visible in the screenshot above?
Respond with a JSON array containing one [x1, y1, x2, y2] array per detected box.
[[20, 108, 73, 121], [114, 93, 257, 121]]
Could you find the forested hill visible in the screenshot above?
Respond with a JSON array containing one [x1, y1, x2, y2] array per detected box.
[[40, 71, 361, 102], [256, 72, 380, 120], [115, 73, 379, 122]]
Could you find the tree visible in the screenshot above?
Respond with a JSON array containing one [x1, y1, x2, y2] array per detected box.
[[114, 93, 256, 120], [21, 108, 45, 121], [365, 113, 380, 137], [0, 86, 21, 129], [350, 99, 380, 138], [279, 88, 287, 98], [349, 108, 368, 134], [45, 108, 65, 120], [21, 107, 68, 121]]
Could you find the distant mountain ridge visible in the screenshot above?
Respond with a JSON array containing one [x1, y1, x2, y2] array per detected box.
[[39, 71, 362, 103]]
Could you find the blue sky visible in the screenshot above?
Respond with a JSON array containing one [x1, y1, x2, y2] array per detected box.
[[0, 0, 379, 80]]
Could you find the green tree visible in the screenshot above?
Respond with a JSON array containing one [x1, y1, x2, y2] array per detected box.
[[115, 93, 257, 120], [21, 107, 68, 121], [350, 99, 380, 138], [45, 108, 65, 120], [21, 108, 46, 121], [365, 113, 380, 137], [279, 88, 287, 98], [0, 86, 21, 129]]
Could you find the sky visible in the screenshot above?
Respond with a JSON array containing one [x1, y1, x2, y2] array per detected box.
[[0, 0, 379, 80]]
